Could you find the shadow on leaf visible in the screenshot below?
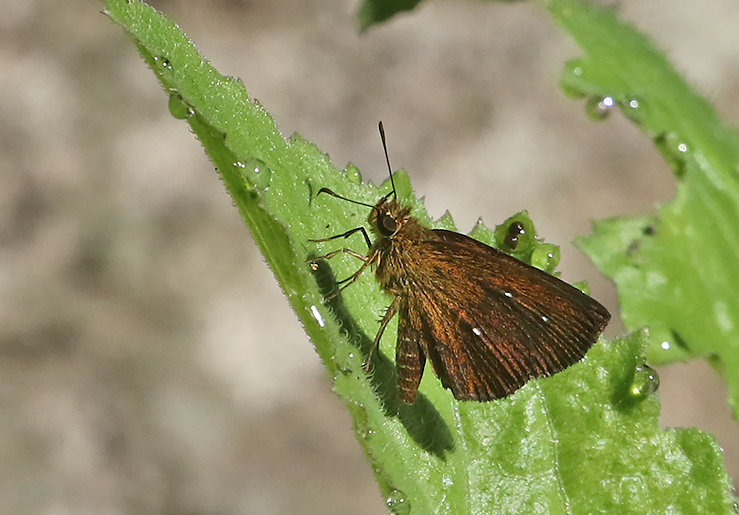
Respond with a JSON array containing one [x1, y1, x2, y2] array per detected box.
[[309, 257, 454, 458]]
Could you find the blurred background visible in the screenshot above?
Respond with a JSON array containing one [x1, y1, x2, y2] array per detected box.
[[2, 0, 739, 513]]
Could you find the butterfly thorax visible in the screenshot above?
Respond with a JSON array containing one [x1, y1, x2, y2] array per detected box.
[[368, 197, 432, 295]]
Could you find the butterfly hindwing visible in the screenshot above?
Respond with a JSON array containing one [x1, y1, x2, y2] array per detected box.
[[396, 229, 609, 401]]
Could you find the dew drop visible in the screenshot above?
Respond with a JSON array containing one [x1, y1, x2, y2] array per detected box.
[[495, 212, 536, 254], [332, 343, 358, 376], [531, 243, 560, 273], [629, 364, 660, 400], [168, 93, 194, 120], [503, 221, 526, 250], [154, 56, 173, 70], [619, 95, 647, 125], [386, 489, 411, 515], [347, 400, 371, 439], [660, 341, 671, 351], [584, 95, 614, 121], [344, 163, 363, 185], [234, 158, 272, 190], [364, 428, 376, 441], [653, 132, 689, 179]]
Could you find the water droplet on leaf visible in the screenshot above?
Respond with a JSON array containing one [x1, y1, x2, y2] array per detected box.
[[629, 364, 660, 400], [584, 95, 614, 121], [332, 342, 359, 376], [168, 93, 194, 120], [495, 212, 536, 255], [531, 243, 560, 273], [154, 56, 173, 70], [619, 95, 647, 125], [386, 489, 411, 515], [653, 132, 689, 179], [503, 221, 526, 250], [234, 158, 272, 190], [344, 163, 363, 185]]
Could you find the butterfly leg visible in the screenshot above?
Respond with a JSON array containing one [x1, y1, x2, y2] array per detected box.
[[307, 249, 374, 300], [364, 296, 400, 372], [308, 226, 372, 250], [309, 247, 368, 265]]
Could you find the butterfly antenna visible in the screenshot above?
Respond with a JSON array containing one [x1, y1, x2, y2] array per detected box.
[[316, 188, 375, 209], [378, 121, 397, 199]]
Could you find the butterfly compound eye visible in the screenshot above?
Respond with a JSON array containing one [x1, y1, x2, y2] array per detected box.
[[379, 213, 398, 236]]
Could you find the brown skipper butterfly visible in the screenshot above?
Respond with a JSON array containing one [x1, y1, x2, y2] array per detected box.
[[310, 122, 610, 404]]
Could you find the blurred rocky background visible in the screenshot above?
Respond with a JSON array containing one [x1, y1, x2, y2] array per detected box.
[[2, 0, 738, 513]]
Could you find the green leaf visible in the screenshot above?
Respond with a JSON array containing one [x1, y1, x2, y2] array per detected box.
[[103, 0, 735, 512], [357, 0, 425, 30], [541, 0, 739, 414], [357, 0, 523, 30]]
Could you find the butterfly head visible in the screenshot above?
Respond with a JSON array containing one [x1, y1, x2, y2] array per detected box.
[[369, 193, 411, 239]]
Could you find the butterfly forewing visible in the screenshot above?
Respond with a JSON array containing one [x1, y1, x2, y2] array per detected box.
[[394, 229, 610, 402]]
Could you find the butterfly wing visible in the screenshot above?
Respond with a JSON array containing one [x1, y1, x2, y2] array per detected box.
[[397, 229, 610, 402]]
